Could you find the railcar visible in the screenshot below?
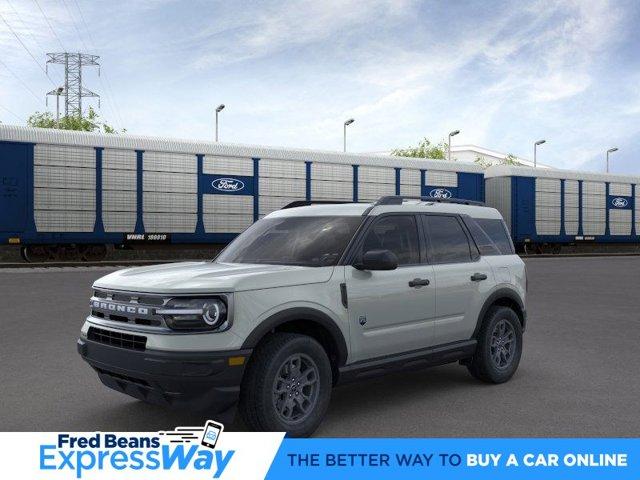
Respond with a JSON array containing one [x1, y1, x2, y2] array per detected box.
[[0, 125, 484, 261], [485, 165, 640, 253]]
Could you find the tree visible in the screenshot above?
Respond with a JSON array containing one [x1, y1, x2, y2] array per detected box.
[[391, 138, 447, 159], [474, 152, 523, 169], [27, 107, 124, 133]]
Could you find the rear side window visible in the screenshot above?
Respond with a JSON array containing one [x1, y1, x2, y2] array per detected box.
[[360, 215, 420, 265], [422, 215, 472, 264], [475, 218, 514, 255]]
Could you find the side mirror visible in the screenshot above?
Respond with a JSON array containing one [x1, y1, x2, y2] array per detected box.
[[354, 249, 399, 271]]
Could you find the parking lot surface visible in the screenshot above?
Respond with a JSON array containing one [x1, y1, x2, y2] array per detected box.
[[1, 257, 639, 436]]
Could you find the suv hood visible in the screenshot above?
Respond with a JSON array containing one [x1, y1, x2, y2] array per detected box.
[[93, 261, 335, 294]]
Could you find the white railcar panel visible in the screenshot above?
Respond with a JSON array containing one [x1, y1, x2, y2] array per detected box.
[[400, 169, 421, 186], [485, 177, 511, 230], [203, 156, 253, 176], [582, 221, 605, 235], [143, 171, 197, 193], [259, 177, 306, 197], [259, 159, 306, 179], [311, 180, 353, 200], [564, 180, 579, 194], [609, 209, 631, 235], [358, 182, 396, 201], [259, 196, 301, 215], [536, 220, 560, 235], [203, 195, 253, 215], [143, 192, 197, 213], [103, 149, 136, 170], [35, 210, 95, 232], [359, 166, 395, 184], [426, 170, 457, 187], [536, 178, 560, 193], [311, 163, 353, 182], [34, 188, 95, 211], [609, 183, 632, 196], [34, 144, 94, 168], [535, 190, 561, 207], [203, 214, 253, 234], [144, 151, 196, 173], [103, 211, 136, 232], [400, 183, 421, 196], [34, 165, 95, 191], [143, 213, 197, 232], [103, 190, 136, 211], [565, 222, 579, 235], [582, 181, 606, 195], [103, 169, 136, 191]]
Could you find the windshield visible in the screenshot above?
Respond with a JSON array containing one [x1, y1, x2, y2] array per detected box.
[[215, 216, 363, 267]]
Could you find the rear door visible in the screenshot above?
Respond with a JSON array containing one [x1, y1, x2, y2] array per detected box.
[[422, 214, 493, 345], [0, 142, 28, 232], [345, 214, 436, 362]]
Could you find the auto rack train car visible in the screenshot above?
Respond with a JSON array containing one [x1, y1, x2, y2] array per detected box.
[[485, 165, 640, 254], [0, 125, 484, 262]]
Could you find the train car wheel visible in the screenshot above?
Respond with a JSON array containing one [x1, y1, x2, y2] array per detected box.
[[552, 244, 562, 255], [23, 245, 50, 263]]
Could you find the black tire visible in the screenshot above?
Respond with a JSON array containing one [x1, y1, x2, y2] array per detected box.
[[467, 306, 523, 383], [239, 332, 332, 437]]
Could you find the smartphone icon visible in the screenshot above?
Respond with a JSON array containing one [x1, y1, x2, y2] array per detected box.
[[200, 420, 224, 449]]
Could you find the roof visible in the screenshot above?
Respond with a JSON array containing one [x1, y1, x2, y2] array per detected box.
[[485, 164, 640, 184], [0, 124, 484, 173], [451, 144, 551, 169], [267, 200, 502, 220]]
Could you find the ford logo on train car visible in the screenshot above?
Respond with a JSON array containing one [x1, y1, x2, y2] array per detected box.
[[429, 188, 453, 199], [611, 197, 629, 208], [212, 177, 245, 192]]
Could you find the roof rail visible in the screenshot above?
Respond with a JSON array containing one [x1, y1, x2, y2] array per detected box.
[[374, 195, 485, 207], [281, 200, 357, 210]]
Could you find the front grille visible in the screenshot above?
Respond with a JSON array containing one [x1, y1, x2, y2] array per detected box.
[[90, 290, 168, 330], [88, 326, 147, 351]]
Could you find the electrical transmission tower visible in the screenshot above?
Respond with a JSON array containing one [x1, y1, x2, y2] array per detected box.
[[46, 53, 100, 118]]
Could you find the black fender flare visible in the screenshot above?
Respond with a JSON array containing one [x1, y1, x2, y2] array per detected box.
[[241, 307, 349, 367], [472, 288, 526, 338]]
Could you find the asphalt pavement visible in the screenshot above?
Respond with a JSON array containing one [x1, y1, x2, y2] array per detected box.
[[1, 257, 639, 436]]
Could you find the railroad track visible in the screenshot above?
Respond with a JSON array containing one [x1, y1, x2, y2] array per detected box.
[[2, 252, 640, 268]]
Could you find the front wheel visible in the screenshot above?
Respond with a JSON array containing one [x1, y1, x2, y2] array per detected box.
[[239, 333, 332, 437], [467, 306, 523, 383]]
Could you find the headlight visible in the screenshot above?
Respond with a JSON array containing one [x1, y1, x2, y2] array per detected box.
[[157, 297, 230, 332]]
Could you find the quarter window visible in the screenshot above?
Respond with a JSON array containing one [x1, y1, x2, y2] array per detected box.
[[423, 215, 472, 264], [476, 218, 514, 255], [360, 215, 420, 265]]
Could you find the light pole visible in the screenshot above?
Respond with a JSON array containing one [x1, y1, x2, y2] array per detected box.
[[534, 139, 546, 167], [343, 118, 354, 152], [448, 130, 460, 162], [606, 147, 618, 173], [215, 104, 225, 142], [55, 87, 64, 127]]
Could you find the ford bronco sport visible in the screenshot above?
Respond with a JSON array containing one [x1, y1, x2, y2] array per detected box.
[[78, 196, 527, 437]]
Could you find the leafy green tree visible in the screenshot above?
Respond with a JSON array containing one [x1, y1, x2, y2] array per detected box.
[[474, 152, 523, 169], [27, 107, 124, 133], [392, 138, 447, 159]]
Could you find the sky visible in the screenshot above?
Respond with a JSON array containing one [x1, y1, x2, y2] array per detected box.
[[0, 0, 639, 174]]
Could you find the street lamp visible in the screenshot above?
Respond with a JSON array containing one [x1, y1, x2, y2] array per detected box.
[[343, 118, 355, 152], [215, 104, 225, 142], [606, 147, 618, 173], [534, 139, 546, 167], [448, 130, 460, 162]]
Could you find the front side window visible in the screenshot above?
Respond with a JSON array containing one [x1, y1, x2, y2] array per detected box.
[[215, 216, 362, 267], [359, 215, 420, 265], [423, 215, 472, 264]]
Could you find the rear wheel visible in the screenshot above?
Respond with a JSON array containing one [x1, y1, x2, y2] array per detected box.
[[467, 306, 522, 383], [239, 332, 332, 437]]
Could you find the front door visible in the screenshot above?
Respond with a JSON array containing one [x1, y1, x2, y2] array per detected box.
[[346, 214, 436, 363], [0, 142, 28, 232]]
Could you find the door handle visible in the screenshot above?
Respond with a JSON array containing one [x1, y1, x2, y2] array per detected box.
[[409, 278, 430, 288], [471, 273, 488, 282]]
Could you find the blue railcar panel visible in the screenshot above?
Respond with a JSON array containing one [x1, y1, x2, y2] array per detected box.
[[0, 142, 30, 234], [511, 176, 536, 242], [457, 172, 484, 202], [201, 174, 255, 195]]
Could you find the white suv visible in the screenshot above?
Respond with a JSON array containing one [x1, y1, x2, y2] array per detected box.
[[78, 196, 527, 437]]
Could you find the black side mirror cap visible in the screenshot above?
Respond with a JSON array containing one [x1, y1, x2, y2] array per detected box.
[[354, 249, 399, 271]]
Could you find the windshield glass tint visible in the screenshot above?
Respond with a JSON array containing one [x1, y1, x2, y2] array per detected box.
[[216, 216, 362, 266]]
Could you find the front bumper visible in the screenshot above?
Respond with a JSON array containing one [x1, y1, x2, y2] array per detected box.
[[77, 338, 252, 412]]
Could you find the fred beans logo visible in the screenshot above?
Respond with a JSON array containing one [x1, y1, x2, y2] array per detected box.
[[212, 177, 245, 192], [429, 188, 453, 199], [611, 197, 629, 208], [39, 422, 232, 479]]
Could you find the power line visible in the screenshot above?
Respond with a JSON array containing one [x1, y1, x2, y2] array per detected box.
[[32, 0, 66, 52], [0, 103, 24, 122], [0, 57, 43, 102], [59, 0, 89, 51], [69, 0, 126, 128], [0, 12, 57, 87]]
